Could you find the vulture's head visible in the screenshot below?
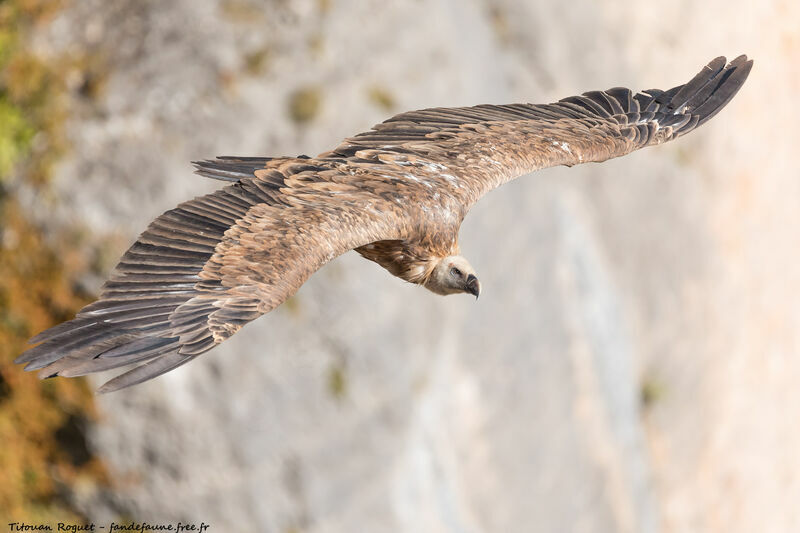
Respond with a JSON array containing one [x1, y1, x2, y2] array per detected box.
[[425, 255, 481, 298]]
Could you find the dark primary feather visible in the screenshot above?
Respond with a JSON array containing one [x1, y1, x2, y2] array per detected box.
[[17, 56, 752, 392], [192, 155, 313, 182], [192, 156, 276, 182]]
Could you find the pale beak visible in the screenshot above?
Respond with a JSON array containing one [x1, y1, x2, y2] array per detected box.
[[465, 274, 481, 299]]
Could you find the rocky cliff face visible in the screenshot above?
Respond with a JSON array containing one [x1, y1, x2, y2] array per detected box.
[[30, 0, 799, 531]]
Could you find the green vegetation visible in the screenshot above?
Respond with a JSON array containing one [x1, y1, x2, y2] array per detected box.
[[219, 0, 265, 24], [288, 86, 322, 125], [327, 362, 347, 401], [639, 374, 665, 410], [367, 85, 395, 111], [243, 46, 271, 77], [0, 98, 33, 179], [0, 0, 107, 521]]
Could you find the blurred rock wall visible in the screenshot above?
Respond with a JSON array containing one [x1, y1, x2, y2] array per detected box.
[[28, 0, 800, 531]]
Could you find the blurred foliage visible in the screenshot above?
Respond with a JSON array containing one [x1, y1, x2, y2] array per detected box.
[[486, 4, 511, 46], [639, 375, 665, 410], [327, 362, 347, 401], [0, 0, 107, 521], [243, 46, 271, 77], [288, 85, 322, 125], [0, 202, 107, 521], [367, 85, 395, 111], [0, 0, 69, 186], [219, 0, 266, 24], [316, 0, 331, 15], [307, 33, 324, 59], [0, 99, 33, 178]]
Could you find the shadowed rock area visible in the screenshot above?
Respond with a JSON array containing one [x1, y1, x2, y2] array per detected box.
[[26, 0, 799, 531]]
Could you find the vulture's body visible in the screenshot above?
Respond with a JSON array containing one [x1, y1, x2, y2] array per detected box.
[[16, 56, 753, 392]]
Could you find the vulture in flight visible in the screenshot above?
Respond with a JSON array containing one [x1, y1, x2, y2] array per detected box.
[[16, 55, 752, 392]]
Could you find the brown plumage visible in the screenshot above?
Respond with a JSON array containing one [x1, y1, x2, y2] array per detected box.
[[16, 55, 752, 392]]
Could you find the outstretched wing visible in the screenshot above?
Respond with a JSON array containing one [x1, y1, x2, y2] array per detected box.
[[17, 162, 405, 392], [325, 55, 752, 208], [18, 56, 751, 392]]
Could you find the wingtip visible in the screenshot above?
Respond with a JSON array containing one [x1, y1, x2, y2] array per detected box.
[[663, 53, 754, 132], [723, 54, 753, 75], [706, 56, 728, 72], [704, 54, 753, 75], [24, 360, 49, 372], [730, 53, 751, 65], [190, 159, 212, 173], [95, 382, 117, 394], [95, 373, 135, 394], [736, 55, 754, 73], [17, 349, 55, 370]]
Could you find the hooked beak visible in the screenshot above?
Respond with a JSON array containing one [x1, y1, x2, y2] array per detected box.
[[465, 274, 481, 299]]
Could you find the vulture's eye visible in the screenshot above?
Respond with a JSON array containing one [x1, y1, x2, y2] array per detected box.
[[450, 267, 462, 278]]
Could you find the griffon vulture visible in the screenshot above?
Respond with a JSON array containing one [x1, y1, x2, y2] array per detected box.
[[16, 56, 753, 392]]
